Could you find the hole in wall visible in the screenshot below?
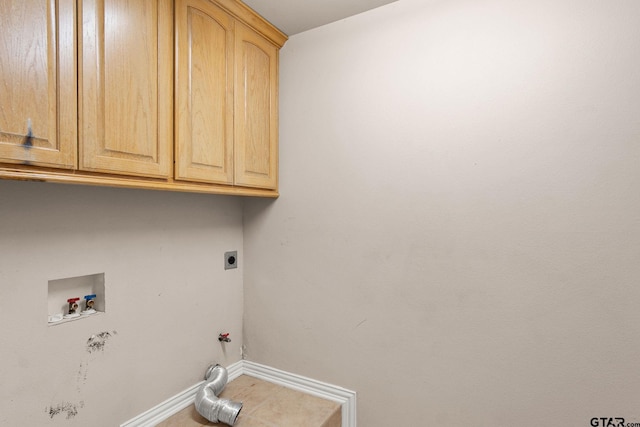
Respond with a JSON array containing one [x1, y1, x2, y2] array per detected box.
[[47, 273, 105, 326]]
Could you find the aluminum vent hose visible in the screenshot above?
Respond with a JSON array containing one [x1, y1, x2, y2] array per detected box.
[[194, 364, 242, 426]]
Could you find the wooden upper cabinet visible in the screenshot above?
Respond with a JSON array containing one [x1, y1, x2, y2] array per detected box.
[[79, 0, 173, 178], [0, 0, 286, 196], [175, 0, 234, 184], [0, 0, 77, 169], [176, 0, 281, 190], [234, 23, 279, 190]]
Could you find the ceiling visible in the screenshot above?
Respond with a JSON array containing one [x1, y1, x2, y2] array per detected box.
[[242, 0, 399, 36]]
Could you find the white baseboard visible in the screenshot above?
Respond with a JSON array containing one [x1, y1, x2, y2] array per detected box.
[[120, 360, 243, 427], [242, 361, 357, 427], [120, 360, 356, 427]]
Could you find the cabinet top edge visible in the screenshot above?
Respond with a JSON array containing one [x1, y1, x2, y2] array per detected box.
[[215, 0, 288, 47]]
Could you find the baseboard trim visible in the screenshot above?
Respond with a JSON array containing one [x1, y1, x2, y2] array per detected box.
[[120, 360, 243, 427], [120, 360, 356, 427], [242, 361, 357, 427]]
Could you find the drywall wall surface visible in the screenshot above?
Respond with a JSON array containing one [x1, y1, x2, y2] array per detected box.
[[0, 180, 243, 426], [243, 0, 640, 425]]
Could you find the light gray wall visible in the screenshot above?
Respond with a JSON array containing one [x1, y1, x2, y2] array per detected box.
[[243, 0, 640, 425], [0, 180, 244, 426]]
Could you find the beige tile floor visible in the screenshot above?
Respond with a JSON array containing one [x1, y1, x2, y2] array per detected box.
[[156, 375, 341, 427]]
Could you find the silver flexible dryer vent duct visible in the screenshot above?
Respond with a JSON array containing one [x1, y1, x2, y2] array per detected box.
[[194, 364, 242, 426]]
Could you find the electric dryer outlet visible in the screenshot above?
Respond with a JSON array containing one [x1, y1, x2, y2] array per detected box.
[[224, 251, 238, 270]]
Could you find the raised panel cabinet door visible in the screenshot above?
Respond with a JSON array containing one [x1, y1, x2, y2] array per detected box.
[[0, 0, 77, 169], [80, 0, 172, 178], [175, 0, 234, 184], [234, 23, 278, 190]]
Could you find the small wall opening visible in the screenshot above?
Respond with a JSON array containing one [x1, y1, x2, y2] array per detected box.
[[47, 273, 106, 326]]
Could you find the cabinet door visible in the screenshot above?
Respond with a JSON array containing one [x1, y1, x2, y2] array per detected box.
[[0, 0, 77, 169], [175, 0, 234, 184], [80, 0, 172, 178], [234, 23, 278, 190]]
